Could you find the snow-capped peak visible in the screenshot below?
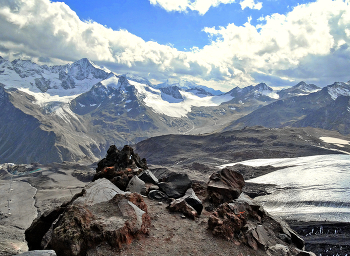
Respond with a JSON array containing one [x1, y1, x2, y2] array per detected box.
[[327, 81, 350, 100]]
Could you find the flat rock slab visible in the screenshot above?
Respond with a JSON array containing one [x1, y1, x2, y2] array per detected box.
[[0, 180, 37, 230], [73, 178, 126, 206]]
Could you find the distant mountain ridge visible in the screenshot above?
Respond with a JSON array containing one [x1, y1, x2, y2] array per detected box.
[[0, 56, 340, 164], [223, 81, 350, 134]]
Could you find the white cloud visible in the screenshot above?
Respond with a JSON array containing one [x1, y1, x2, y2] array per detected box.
[[149, 0, 236, 15], [1, 0, 350, 91], [240, 0, 262, 10]]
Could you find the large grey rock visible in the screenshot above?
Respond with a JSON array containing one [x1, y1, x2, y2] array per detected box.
[[138, 170, 159, 184], [126, 175, 146, 195], [158, 173, 191, 198], [73, 178, 127, 206], [15, 250, 57, 256]]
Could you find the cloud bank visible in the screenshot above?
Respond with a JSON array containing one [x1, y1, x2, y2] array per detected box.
[[149, 0, 237, 15], [0, 0, 350, 90]]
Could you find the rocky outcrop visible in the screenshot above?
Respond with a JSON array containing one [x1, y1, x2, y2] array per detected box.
[[208, 194, 311, 255], [25, 178, 151, 256], [93, 145, 148, 190], [95, 145, 147, 173], [207, 168, 245, 205], [158, 172, 192, 198]]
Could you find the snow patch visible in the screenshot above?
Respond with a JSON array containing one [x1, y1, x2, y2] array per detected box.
[[320, 137, 350, 147], [328, 86, 350, 100], [130, 80, 233, 118]]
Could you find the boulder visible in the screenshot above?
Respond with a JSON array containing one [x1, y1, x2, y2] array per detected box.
[[26, 179, 151, 256], [126, 175, 146, 195], [15, 251, 57, 256], [208, 194, 310, 255], [43, 193, 150, 256], [207, 168, 245, 205], [168, 188, 203, 219], [138, 169, 159, 184], [25, 190, 86, 251], [158, 172, 192, 198]]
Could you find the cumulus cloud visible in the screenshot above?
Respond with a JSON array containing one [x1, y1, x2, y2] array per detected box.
[[149, 0, 236, 15], [240, 0, 263, 10], [1, 0, 350, 90]]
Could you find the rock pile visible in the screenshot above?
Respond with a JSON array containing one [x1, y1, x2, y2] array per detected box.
[[206, 168, 315, 256]]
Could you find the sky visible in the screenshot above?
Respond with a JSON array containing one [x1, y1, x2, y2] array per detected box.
[[1, 0, 350, 91]]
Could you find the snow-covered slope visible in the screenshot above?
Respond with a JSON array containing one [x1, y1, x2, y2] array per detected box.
[[225, 83, 279, 101], [278, 81, 321, 99], [73, 74, 234, 118], [155, 78, 223, 96], [326, 81, 350, 100], [0, 57, 111, 100]]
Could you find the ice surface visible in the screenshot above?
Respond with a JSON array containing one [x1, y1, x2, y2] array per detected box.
[[231, 155, 350, 222]]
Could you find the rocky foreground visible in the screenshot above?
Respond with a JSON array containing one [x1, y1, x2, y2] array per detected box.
[[20, 145, 315, 256]]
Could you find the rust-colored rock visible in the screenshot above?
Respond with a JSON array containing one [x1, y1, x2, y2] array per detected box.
[[44, 192, 150, 256], [207, 168, 245, 205], [208, 194, 309, 255]]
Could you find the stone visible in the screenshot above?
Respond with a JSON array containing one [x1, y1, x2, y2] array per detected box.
[[208, 195, 312, 255], [73, 178, 126, 206], [148, 184, 159, 191], [148, 190, 169, 202], [138, 170, 159, 184], [168, 188, 203, 219], [168, 199, 197, 219], [207, 168, 245, 205], [267, 244, 291, 256], [15, 250, 57, 256], [43, 193, 150, 256], [126, 175, 146, 195], [158, 172, 192, 198], [26, 179, 151, 256], [25, 189, 85, 251]]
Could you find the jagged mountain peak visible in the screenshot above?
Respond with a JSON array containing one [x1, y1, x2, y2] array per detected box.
[[255, 83, 272, 91], [326, 81, 350, 100]]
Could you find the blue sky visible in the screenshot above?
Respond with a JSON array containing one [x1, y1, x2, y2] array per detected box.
[[50, 0, 315, 51], [0, 0, 350, 91]]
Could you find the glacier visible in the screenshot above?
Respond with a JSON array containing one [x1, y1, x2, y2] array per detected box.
[[221, 154, 350, 222]]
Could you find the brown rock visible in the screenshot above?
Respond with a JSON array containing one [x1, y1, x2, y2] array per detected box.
[[208, 194, 312, 256], [207, 168, 245, 205], [44, 193, 150, 256]]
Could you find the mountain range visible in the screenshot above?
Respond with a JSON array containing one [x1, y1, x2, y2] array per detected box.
[[1, 56, 349, 164]]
